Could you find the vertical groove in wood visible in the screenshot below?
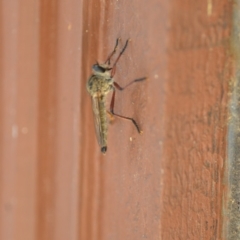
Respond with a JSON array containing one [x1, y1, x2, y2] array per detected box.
[[79, 0, 104, 240], [37, 1, 58, 240]]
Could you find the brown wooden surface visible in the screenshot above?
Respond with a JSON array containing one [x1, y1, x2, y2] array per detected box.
[[162, 1, 231, 239], [0, 0, 234, 240]]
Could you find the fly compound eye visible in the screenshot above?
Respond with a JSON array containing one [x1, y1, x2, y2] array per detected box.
[[93, 64, 107, 73], [92, 63, 112, 73]]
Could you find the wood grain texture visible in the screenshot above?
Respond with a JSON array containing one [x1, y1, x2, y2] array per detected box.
[[0, 0, 234, 239], [161, 1, 232, 239]]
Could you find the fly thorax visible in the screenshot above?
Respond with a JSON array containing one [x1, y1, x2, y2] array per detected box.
[[100, 77, 114, 95]]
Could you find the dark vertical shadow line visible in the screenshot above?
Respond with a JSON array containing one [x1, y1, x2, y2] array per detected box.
[[226, 1, 240, 239], [36, 1, 58, 240], [79, 0, 97, 239], [0, 2, 4, 223], [0, 1, 3, 161]]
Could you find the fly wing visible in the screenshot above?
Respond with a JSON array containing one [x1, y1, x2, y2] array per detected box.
[[91, 96, 107, 149]]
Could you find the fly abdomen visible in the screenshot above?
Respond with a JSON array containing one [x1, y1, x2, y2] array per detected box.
[[91, 95, 108, 153], [99, 96, 108, 147]]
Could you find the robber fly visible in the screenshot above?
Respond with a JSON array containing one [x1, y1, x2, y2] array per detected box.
[[86, 38, 146, 154]]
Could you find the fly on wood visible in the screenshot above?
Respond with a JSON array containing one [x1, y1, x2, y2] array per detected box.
[[86, 38, 146, 154]]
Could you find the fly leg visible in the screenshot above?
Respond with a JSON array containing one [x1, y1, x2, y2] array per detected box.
[[110, 77, 147, 132], [107, 110, 115, 123], [111, 39, 130, 77], [105, 38, 120, 65], [109, 88, 142, 134], [114, 77, 147, 90]]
